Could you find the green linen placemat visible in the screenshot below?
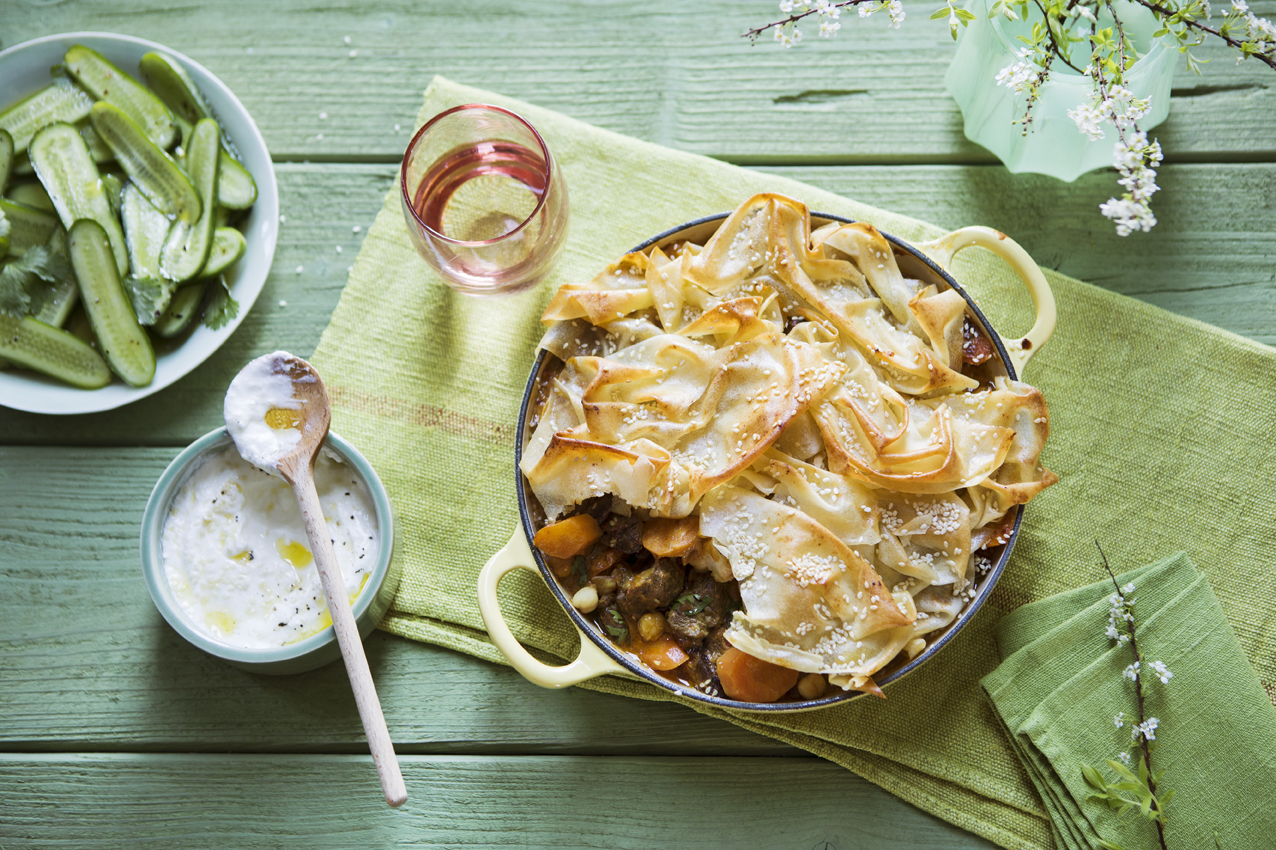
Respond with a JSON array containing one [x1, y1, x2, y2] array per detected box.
[[311, 76, 1276, 850], [984, 553, 1276, 850]]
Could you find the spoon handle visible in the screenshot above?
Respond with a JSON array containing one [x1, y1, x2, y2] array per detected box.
[[292, 470, 408, 807]]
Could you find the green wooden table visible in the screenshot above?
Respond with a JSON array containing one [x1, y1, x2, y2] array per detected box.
[[3, 2, 1273, 846]]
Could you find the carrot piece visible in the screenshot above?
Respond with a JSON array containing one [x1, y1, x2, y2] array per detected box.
[[640, 516, 699, 557], [634, 634, 689, 672], [716, 646, 799, 703], [533, 514, 603, 559]]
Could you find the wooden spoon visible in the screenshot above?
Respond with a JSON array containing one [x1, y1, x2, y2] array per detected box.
[[226, 352, 407, 808]]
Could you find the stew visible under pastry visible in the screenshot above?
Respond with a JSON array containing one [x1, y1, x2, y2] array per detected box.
[[523, 193, 1056, 703]]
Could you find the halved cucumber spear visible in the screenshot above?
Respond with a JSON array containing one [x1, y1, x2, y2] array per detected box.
[[0, 198, 59, 257], [90, 102, 200, 223], [27, 122, 128, 277], [0, 312, 111, 389], [67, 218, 155, 387], [0, 77, 93, 154], [160, 118, 219, 283], [63, 45, 177, 150], [140, 52, 257, 209]]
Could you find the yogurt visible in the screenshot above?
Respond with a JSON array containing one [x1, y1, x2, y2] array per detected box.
[[160, 445, 379, 648], [223, 351, 307, 473]]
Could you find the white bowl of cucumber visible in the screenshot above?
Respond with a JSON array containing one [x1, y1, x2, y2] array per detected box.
[[0, 32, 278, 414]]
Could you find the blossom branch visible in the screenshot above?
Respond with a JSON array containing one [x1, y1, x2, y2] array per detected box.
[[1096, 541, 1169, 850], [743, 0, 874, 42], [1130, 0, 1276, 70]]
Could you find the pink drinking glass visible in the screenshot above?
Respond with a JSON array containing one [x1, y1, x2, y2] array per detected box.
[[399, 104, 569, 296]]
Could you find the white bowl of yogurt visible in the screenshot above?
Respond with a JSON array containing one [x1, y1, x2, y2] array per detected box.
[[141, 427, 398, 675]]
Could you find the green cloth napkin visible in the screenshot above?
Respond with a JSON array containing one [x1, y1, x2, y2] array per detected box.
[[311, 76, 1276, 850], [984, 553, 1276, 850]]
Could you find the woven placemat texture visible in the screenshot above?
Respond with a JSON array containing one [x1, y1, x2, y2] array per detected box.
[[311, 76, 1276, 850]]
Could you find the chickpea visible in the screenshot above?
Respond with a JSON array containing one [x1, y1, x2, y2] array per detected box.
[[592, 575, 617, 596], [637, 611, 665, 642], [797, 673, 827, 701], [571, 585, 599, 614]]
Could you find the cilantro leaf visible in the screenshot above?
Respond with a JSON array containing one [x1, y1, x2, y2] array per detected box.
[[202, 276, 239, 330], [0, 233, 77, 321], [123, 276, 176, 326]]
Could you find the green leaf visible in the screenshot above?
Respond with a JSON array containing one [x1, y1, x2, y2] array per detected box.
[[0, 235, 75, 319], [930, 8, 950, 19], [202, 275, 239, 331], [1096, 839, 1126, 850], [123, 276, 175, 326], [1082, 764, 1107, 791], [955, 9, 977, 20]]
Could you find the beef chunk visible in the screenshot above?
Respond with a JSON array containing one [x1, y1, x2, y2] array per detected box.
[[686, 626, 730, 695], [617, 558, 685, 617], [600, 514, 644, 555], [666, 573, 734, 644]]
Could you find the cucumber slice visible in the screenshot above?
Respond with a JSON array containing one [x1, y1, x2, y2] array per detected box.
[[121, 183, 170, 280], [67, 218, 155, 387], [90, 102, 200, 223], [0, 128, 12, 194], [201, 226, 246, 277], [217, 157, 257, 209], [0, 77, 94, 154], [139, 53, 256, 209], [77, 122, 115, 165], [153, 278, 207, 338], [0, 312, 111, 389], [139, 52, 210, 127], [160, 118, 219, 282], [6, 180, 55, 213], [0, 198, 59, 257], [63, 45, 176, 150], [28, 122, 129, 277]]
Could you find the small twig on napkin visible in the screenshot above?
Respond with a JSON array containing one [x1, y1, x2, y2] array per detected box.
[[1089, 541, 1171, 850]]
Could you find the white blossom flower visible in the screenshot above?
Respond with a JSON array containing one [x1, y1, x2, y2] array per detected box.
[[1148, 660, 1173, 684], [1123, 661, 1141, 681], [1114, 711, 1125, 728], [819, 17, 842, 36], [887, 0, 906, 27], [1133, 717, 1160, 742], [1117, 751, 1132, 765], [1069, 101, 1107, 140]]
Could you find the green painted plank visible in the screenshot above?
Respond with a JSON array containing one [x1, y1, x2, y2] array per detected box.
[[0, 753, 996, 849], [0, 446, 792, 756], [1, 0, 1272, 163], [0, 161, 1270, 445]]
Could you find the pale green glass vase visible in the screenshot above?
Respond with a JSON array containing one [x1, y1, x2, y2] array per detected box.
[[945, 0, 1176, 181]]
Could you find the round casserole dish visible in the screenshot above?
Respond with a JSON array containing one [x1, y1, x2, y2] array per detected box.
[[479, 213, 1057, 712]]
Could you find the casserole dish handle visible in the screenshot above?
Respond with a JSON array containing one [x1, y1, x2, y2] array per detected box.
[[478, 531, 626, 688], [917, 226, 1056, 375]]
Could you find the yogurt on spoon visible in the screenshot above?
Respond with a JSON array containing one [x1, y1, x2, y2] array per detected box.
[[223, 350, 311, 473]]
